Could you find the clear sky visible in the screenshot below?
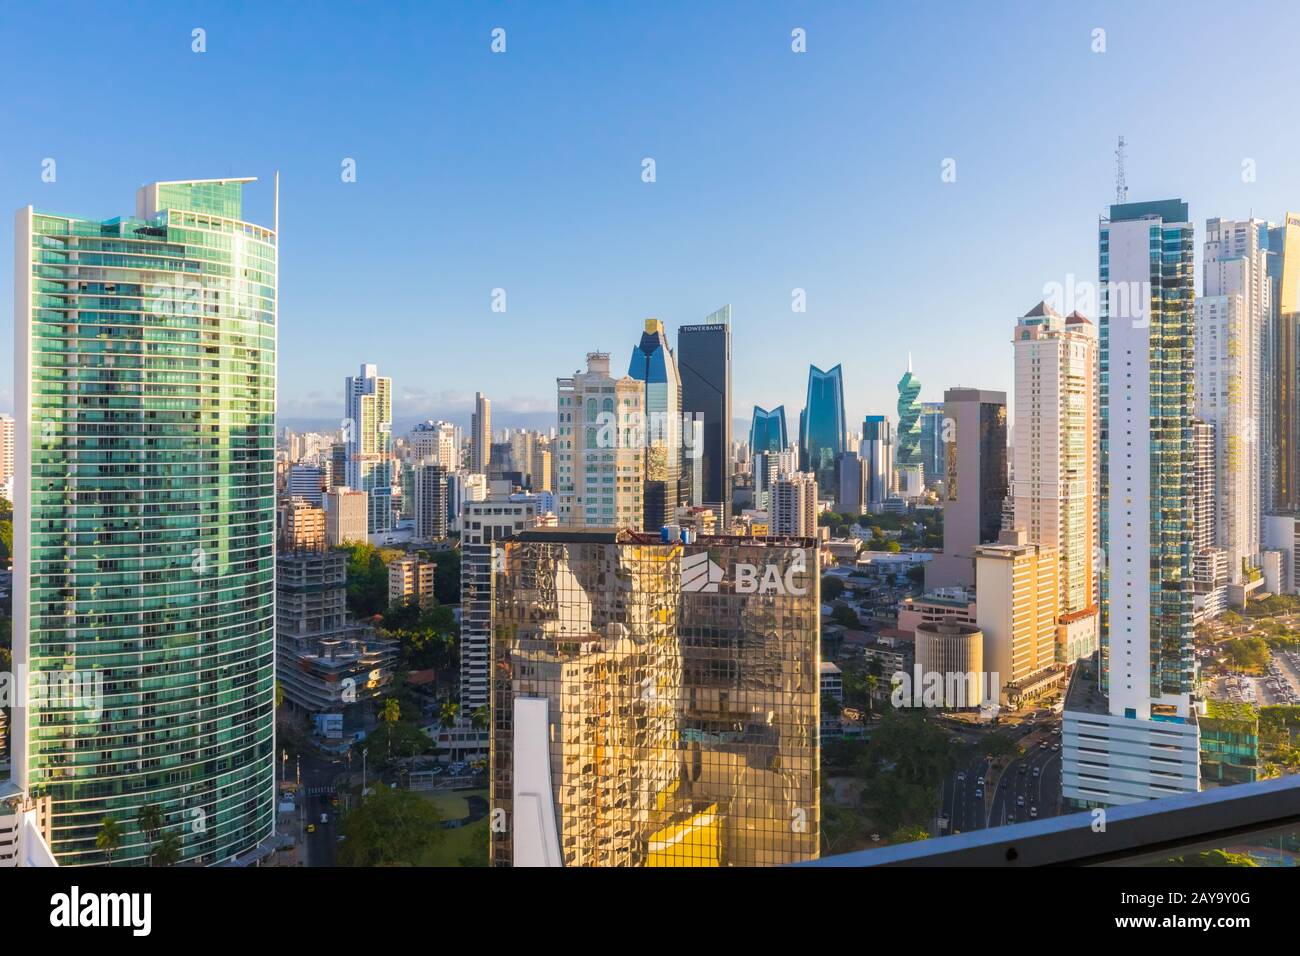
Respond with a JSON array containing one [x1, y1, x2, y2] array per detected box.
[[3, 1, 1299, 433]]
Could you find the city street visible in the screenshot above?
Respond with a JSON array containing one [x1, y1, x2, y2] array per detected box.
[[939, 720, 1063, 834]]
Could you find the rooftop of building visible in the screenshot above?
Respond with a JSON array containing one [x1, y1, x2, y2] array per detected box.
[[1064, 653, 1109, 716], [512, 528, 817, 548]]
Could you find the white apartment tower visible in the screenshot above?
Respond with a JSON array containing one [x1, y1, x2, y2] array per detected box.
[[770, 472, 818, 537], [555, 352, 645, 529], [1196, 217, 1268, 582], [1012, 302, 1099, 659]]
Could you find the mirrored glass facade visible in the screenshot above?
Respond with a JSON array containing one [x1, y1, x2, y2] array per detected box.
[[15, 179, 277, 865], [490, 530, 819, 866], [801, 364, 846, 496]]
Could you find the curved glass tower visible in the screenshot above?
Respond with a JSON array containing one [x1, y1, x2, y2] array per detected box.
[[800, 365, 845, 495], [896, 359, 923, 468], [628, 319, 682, 530], [749, 405, 788, 455], [13, 178, 277, 865]]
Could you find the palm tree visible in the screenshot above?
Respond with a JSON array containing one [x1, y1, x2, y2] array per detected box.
[[439, 699, 461, 730], [136, 803, 163, 865], [96, 816, 123, 865], [151, 831, 183, 867], [470, 706, 488, 731], [380, 697, 401, 759]]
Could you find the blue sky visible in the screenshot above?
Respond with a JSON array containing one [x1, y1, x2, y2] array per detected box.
[[3, 1, 1299, 433]]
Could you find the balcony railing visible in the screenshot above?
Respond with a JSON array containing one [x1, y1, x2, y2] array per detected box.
[[802, 774, 1300, 866]]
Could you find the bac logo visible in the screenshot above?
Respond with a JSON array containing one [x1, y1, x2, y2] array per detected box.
[[681, 550, 723, 593]]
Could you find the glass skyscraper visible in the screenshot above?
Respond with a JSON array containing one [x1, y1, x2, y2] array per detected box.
[[490, 529, 820, 866], [13, 178, 277, 864], [344, 363, 393, 534], [896, 358, 922, 469], [628, 319, 682, 530], [678, 306, 732, 522], [749, 405, 788, 455], [800, 364, 846, 496]]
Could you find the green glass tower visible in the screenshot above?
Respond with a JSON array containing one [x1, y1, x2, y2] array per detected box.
[[13, 178, 278, 865], [896, 357, 922, 468]]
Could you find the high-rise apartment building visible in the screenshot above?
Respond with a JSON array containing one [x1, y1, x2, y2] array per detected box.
[[0, 413, 14, 496], [1197, 217, 1267, 581], [471, 392, 492, 475], [800, 364, 846, 496], [326, 486, 369, 546], [286, 463, 325, 505], [1268, 214, 1300, 512], [344, 363, 393, 535], [1063, 199, 1200, 809], [556, 352, 644, 529], [770, 472, 818, 537], [414, 461, 449, 541], [282, 497, 327, 551], [835, 451, 866, 516], [677, 306, 732, 525], [1011, 302, 1099, 658], [975, 529, 1061, 706], [750, 405, 789, 514], [490, 529, 819, 867], [409, 419, 458, 467], [460, 493, 540, 714], [860, 414, 894, 512], [1192, 419, 1217, 554], [926, 388, 1008, 589], [13, 178, 276, 864], [628, 320, 683, 530], [918, 402, 947, 489]]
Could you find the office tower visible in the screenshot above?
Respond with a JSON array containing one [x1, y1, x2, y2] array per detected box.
[[282, 497, 327, 551], [471, 392, 492, 475], [1198, 218, 1267, 581], [13, 178, 276, 864], [0, 413, 13, 494], [286, 463, 325, 505], [409, 419, 457, 466], [490, 529, 819, 867], [344, 363, 393, 535], [926, 388, 1008, 589], [326, 487, 369, 546], [1063, 199, 1200, 809], [1012, 302, 1100, 659], [556, 352, 645, 529], [770, 472, 818, 537], [975, 529, 1061, 707], [388, 556, 437, 610], [896, 357, 923, 480], [1268, 214, 1300, 512], [860, 415, 894, 512], [750, 405, 788, 512], [800, 364, 846, 496], [912, 622, 986, 709], [330, 441, 347, 488], [414, 461, 449, 540], [628, 319, 684, 530], [918, 402, 947, 489], [678, 306, 733, 524], [1263, 514, 1300, 594], [835, 451, 866, 516], [460, 494, 540, 714]]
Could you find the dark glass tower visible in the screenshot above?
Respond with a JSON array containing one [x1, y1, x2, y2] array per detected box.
[[749, 405, 788, 455], [800, 364, 846, 496], [678, 306, 732, 523], [628, 319, 682, 530]]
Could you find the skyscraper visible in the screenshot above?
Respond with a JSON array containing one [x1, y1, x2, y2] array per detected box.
[[860, 414, 894, 512], [1269, 214, 1300, 513], [344, 363, 393, 534], [896, 357, 923, 482], [1197, 218, 1266, 583], [471, 391, 492, 475], [414, 461, 449, 541], [918, 402, 947, 489], [1063, 199, 1200, 808], [628, 319, 683, 530], [975, 529, 1061, 707], [556, 352, 644, 529], [770, 472, 818, 537], [0, 413, 14, 498], [409, 419, 458, 467], [800, 364, 846, 496], [1011, 302, 1099, 659], [926, 388, 1008, 589], [835, 451, 866, 516], [677, 306, 732, 524], [490, 529, 819, 867], [13, 178, 277, 864]]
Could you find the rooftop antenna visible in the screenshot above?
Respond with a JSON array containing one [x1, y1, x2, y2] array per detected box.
[[1115, 135, 1129, 204]]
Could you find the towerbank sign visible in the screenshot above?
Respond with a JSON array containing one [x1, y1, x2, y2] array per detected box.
[[680, 549, 810, 596]]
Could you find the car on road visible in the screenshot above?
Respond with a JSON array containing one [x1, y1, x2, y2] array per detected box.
[[320, 812, 328, 824], [1018, 764, 1027, 774], [974, 788, 983, 798], [1016, 795, 1024, 807], [1029, 806, 1038, 818], [306, 823, 316, 834], [1033, 766, 1041, 777], [956, 771, 966, 782], [976, 776, 985, 786], [1051, 743, 1059, 752]]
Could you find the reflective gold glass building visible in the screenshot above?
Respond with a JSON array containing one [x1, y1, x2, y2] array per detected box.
[[490, 530, 819, 867]]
